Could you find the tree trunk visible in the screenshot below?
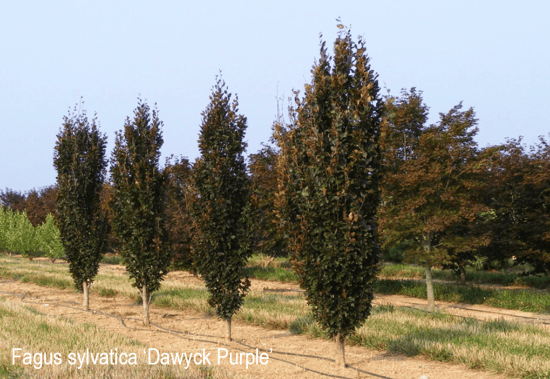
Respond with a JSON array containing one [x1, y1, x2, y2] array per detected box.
[[83, 281, 90, 311], [425, 266, 435, 312], [226, 317, 232, 342], [334, 333, 346, 368], [142, 287, 150, 326], [458, 265, 467, 285]]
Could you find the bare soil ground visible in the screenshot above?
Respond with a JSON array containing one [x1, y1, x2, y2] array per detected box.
[[0, 263, 527, 378]]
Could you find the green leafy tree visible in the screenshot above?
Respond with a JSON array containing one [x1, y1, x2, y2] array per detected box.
[[193, 77, 251, 341], [110, 99, 170, 326], [0, 207, 14, 254], [0, 207, 8, 253], [0, 207, 21, 255], [36, 213, 65, 262], [514, 137, 550, 275], [0, 209, 39, 258], [15, 210, 40, 259], [274, 28, 383, 367], [54, 105, 109, 310], [380, 100, 492, 311], [378, 89, 428, 266]]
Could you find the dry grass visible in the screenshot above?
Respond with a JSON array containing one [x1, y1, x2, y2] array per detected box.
[[354, 307, 550, 378], [0, 296, 229, 379]]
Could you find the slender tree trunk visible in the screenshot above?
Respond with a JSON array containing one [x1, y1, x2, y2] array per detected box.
[[226, 317, 232, 342], [83, 281, 90, 311], [422, 233, 435, 312], [458, 265, 467, 285], [334, 333, 346, 368], [142, 287, 150, 326], [425, 266, 435, 312]]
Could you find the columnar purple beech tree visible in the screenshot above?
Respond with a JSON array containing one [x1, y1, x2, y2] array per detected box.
[[110, 99, 170, 326], [192, 77, 252, 342], [53, 104, 109, 311], [274, 28, 383, 367]]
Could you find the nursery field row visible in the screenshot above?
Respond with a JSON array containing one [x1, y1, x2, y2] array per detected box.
[[1, 280, 513, 379], [1, 256, 550, 378]]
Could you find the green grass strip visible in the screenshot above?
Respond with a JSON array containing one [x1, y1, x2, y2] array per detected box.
[[380, 263, 550, 288], [375, 279, 550, 313], [243, 266, 297, 282]]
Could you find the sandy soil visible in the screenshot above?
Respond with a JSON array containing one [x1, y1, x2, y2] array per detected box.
[[0, 264, 525, 378]]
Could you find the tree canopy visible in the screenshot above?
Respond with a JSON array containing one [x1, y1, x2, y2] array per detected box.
[[380, 92, 493, 310], [248, 144, 289, 258], [481, 137, 550, 275], [165, 156, 195, 271], [53, 105, 108, 310], [192, 77, 251, 341], [275, 28, 383, 367], [110, 99, 170, 326]]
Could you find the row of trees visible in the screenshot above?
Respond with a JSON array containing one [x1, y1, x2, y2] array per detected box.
[[0, 208, 64, 261], [5, 24, 548, 368], [9, 98, 547, 293], [0, 186, 57, 226], [45, 27, 380, 367], [52, 92, 250, 337]]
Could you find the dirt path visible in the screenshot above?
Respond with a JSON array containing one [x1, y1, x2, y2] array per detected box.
[[0, 277, 513, 379]]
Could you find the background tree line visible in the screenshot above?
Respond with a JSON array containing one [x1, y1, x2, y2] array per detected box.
[[3, 95, 549, 282]]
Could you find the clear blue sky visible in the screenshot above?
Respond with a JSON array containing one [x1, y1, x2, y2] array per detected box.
[[1, 1, 549, 192]]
